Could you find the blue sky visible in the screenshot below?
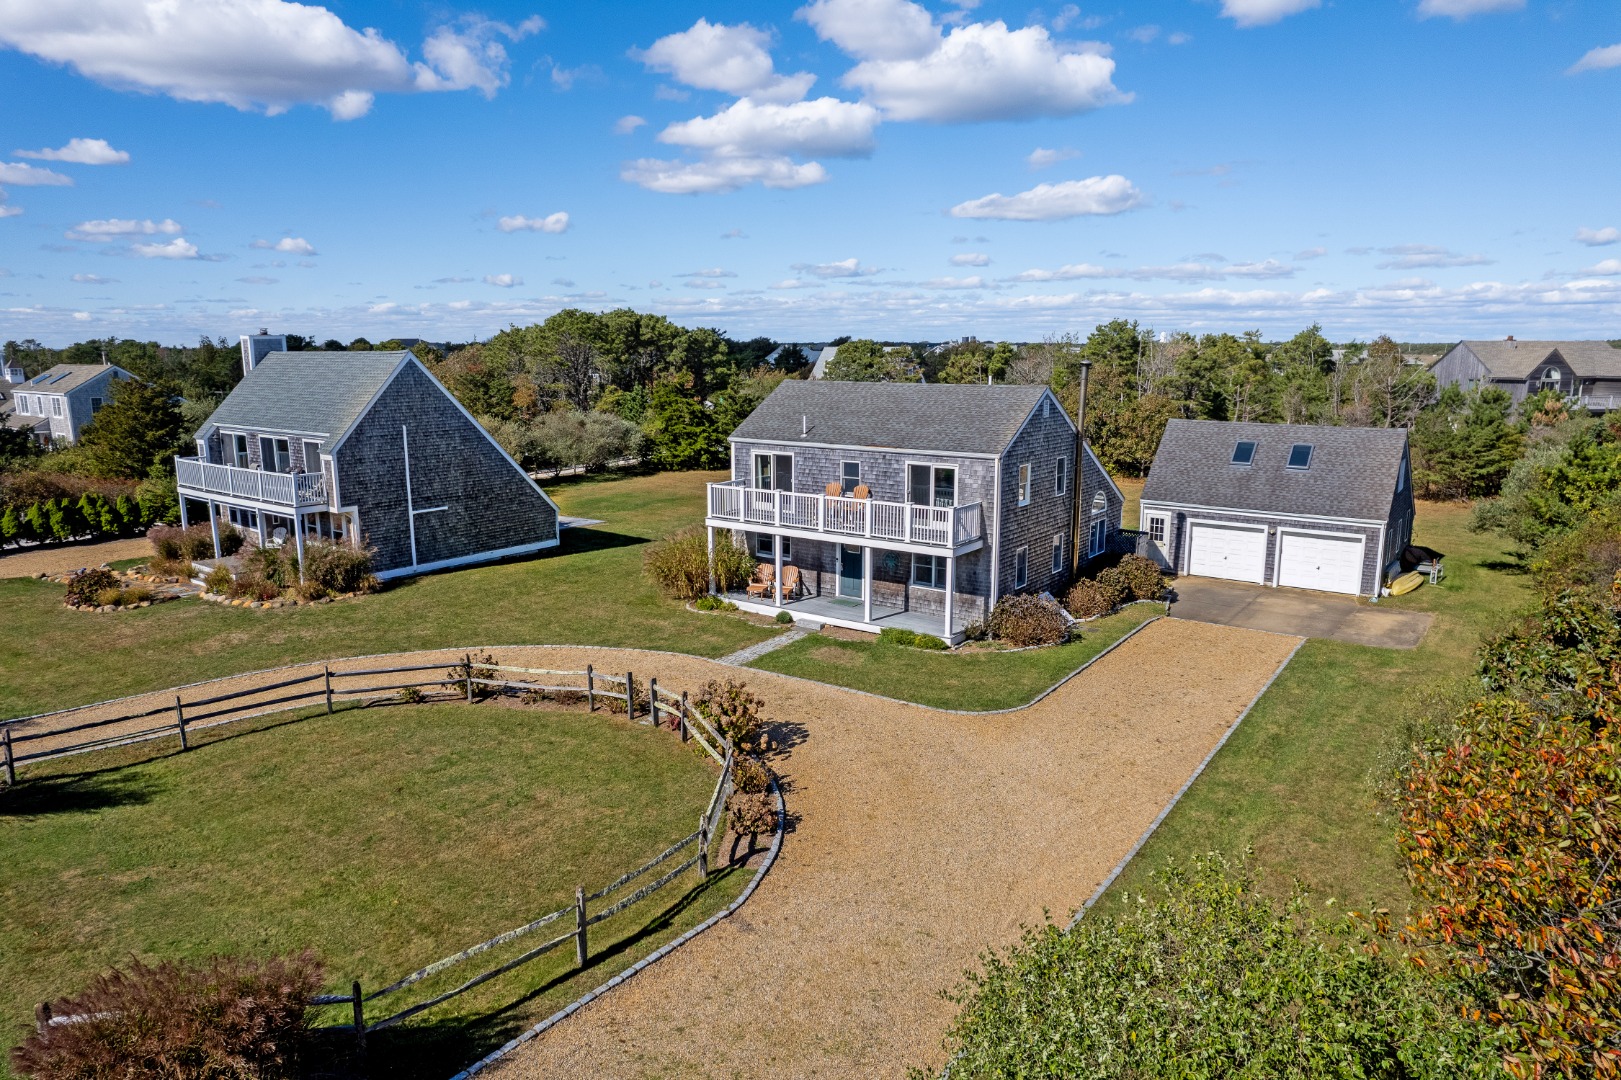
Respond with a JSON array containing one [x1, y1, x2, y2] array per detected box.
[[0, 0, 1617, 346]]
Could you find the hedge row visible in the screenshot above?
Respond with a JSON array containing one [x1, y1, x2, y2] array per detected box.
[[0, 492, 154, 548]]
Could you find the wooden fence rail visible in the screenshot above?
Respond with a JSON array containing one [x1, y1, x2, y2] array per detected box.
[[18, 655, 741, 1051]]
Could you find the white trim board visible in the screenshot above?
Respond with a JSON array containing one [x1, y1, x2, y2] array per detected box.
[[375, 537, 561, 581], [1140, 499, 1383, 528], [704, 517, 985, 558], [729, 436, 999, 461]]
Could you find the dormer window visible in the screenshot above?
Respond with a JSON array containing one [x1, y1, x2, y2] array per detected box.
[[1287, 443, 1314, 470], [1231, 440, 1256, 466]]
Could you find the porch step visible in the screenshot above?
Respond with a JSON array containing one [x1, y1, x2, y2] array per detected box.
[[717, 629, 808, 667]]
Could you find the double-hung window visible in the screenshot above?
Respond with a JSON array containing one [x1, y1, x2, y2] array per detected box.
[[753, 452, 794, 491], [907, 463, 957, 507], [1051, 533, 1065, 576], [1014, 546, 1029, 589], [232, 434, 250, 468], [912, 553, 947, 589], [840, 460, 861, 495], [272, 438, 292, 473], [755, 534, 791, 560], [16, 397, 26, 416], [51, 397, 62, 417], [1017, 463, 1032, 506], [1055, 456, 1068, 497]]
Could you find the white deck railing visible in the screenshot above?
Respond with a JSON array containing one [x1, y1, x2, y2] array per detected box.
[[175, 457, 328, 507], [707, 480, 983, 548]]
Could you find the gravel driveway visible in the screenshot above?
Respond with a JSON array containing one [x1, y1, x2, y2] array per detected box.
[[0, 537, 153, 579]]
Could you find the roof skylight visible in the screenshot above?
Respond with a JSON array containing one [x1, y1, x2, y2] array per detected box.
[[1287, 443, 1314, 470], [1231, 440, 1257, 466]]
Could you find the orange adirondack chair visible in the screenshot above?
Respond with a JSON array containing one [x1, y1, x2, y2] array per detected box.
[[746, 563, 775, 598]]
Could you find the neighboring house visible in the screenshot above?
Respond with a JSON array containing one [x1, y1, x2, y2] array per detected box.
[[6, 364, 133, 446], [175, 334, 560, 580], [704, 380, 1123, 643], [1430, 338, 1621, 411], [809, 346, 840, 379], [1140, 419, 1414, 598]]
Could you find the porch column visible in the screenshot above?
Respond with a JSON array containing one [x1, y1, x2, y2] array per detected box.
[[207, 500, 221, 559], [179, 497, 190, 529], [256, 512, 267, 550], [293, 511, 306, 583], [773, 537, 784, 606], [706, 526, 716, 595], [862, 546, 873, 624], [944, 554, 956, 641]]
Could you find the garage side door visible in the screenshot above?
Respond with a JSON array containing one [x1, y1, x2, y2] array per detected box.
[[1187, 522, 1267, 584], [1277, 530, 1364, 595]]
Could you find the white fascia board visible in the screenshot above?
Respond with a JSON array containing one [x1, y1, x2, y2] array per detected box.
[[376, 536, 561, 580], [1139, 499, 1383, 527], [727, 435, 998, 461], [705, 517, 985, 559]]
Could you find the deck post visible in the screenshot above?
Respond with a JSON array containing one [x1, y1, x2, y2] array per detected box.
[[773, 538, 783, 606], [862, 546, 873, 624], [179, 496, 190, 530], [293, 511, 306, 583], [706, 526, 716, 596], [944, 554, 956, 642], [256, 511, 267, 550], [207, 500, 221, 559]]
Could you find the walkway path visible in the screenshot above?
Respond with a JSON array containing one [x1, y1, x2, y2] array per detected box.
[[715, 628, 807, 666], [0, 537, 151, 579], [487, 620, 1300, 1079]]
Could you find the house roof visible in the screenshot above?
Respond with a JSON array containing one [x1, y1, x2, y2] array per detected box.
[[809, 346, 839, 379], [1451, 340, 1621, 380], [20, 364, 128, 394], [1141, 419, 1407, 522], [198, 351, 408, 452], [729, 379, 1060, 455]]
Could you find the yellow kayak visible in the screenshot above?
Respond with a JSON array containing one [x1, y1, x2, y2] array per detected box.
[[1389, 571, 1425, 596]]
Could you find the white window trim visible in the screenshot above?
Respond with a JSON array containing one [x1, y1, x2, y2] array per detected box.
[[1014, 545, 1029, 588], [905, 459, 959, 508], [1050, 532, 1064, 576], [1017, 463, 1032, 506], [1089, 518, 1108, 558], [910, 552, 947, 590], [16, 396, 26, 415], [51, 397, 62, 417], [754, 533, 791, 560], [1055, 455, 1068, 496], [1147, 514, 1168, 545], [839, 459, 861, 496], [751, 449, 796, 491]]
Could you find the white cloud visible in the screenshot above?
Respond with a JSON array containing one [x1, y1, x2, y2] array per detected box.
[[682, 268, 738, 279], [1374, 244, 1493, 270], [0, 192, 19, 218], [622, 156, 828, 194], [1167, 31, 1192, 45], [133, 237, 199, 259], [632, 18, 814, 103], [498, 212, 570, 233], [1027, 146, 1079, 170], [1570, 44, 1621, 74], [73, 311, 91, 321], [67, 217, 183, 240], [1008, 258, 1295, 283], [949, 175, 1143, 221], [0, 2, 540, 119], [1295, 246, 1328, 260], [1416, 0, 1523, 18], [1580, 259, 1621, 276], [770, 279, 818, 289], [1127, 25, 1160, 44], [71, 273, 116, 283], [1577, 227, 1621, 247], [797, 0, 940, 62], [614, 115, 647, 135], [237, 275, 278, 285], [251, 236, 317, 255], [950, 252, 990, 266], [1010, 263, 1110, 281], [1219, 0, 1320, 28], [922, 275, 986, 289], [484, 273, 522, 287], [15, 137, 129, 164], [658, 97, 880, 158], [0, 162, 72, 186], [792, 257, 881, 277]]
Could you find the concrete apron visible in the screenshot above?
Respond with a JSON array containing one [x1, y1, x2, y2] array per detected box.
[[1167, 577, 1433, 649]]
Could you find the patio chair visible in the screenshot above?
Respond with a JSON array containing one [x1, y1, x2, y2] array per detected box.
[[824, 481, 842, 497], [746, 563, 775, 599], [852, 484, 871, 500], [780, 564, 803, 601]]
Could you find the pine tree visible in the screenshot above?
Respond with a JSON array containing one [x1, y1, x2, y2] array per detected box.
[[114, 493, 140, 532], [0, 505, 18, 547], [24, 501, 47, 542]]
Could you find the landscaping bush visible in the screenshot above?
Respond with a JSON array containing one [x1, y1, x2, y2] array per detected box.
[[122, 585, 154, 605], [63, 568, 119, 607], [877, 627, 948, 650], [444, 651, 501, 701], [695, 679, 772, 754], [242, 544, 297, 589], [150, 522, 241, 562], [775, 610, 793, 624], [1114, 554, 1167, 601], [94, 586, 124, 608], [300, 540, 378, 596], [926, 854, 1503, 1079], [204, 565, 234, 594], [693, 595, 737, 612], [1066, 576, 1126, 619], [725, 787, 777, 839], [9, 951, 323, 1080], [988, 593, 1069, 647], [644, 528, 757, 601]]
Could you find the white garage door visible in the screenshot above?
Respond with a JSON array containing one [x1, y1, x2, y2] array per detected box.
[[1187, 522, 1268, 584], [1277, 530, 1364, 595]]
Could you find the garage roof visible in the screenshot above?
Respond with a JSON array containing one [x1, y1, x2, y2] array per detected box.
[[1142, 419, 1407, 522]]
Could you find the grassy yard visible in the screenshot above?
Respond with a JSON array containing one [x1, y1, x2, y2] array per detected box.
[[1100, 500, 1529, 914], [0, 471, 774, 720], [0, 699, 745, 1078], [750, 605, 1163, 711]]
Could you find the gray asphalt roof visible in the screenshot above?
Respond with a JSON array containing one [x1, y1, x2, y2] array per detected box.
[[20, 364, 128, 394], [1454, 340, 1621, 380], [198, 351, 408, 452], [1142, 419, 1407, 522], [729, 379, 1057, 455]]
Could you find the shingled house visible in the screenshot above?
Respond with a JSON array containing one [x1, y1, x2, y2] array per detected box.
[[5, 363, 134, 446], [1430, 338, 1621, 411], [704, 380, 1122, 643], [175, 333, 559, 580], [1139, 419, 1413, 597]]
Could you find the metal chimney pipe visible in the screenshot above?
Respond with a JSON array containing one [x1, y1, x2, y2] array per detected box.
[[1070, 359, 1093, 580]]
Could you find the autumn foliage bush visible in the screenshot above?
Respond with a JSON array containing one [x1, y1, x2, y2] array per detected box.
[[62, 567, 119, 607], [1064, 576, 1125, 620], [987, 593, 1069, 647], [643, 528, 754, 600], [1114, 554, 1167, 601], [9, 952, 322, 1080]]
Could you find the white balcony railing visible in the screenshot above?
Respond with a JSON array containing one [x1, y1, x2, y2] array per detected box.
[[175, 457, 328, 507], [707, 480, 983, 549]]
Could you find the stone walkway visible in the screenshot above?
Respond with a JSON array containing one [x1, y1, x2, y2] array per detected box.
[[715, 629, 808, 666]]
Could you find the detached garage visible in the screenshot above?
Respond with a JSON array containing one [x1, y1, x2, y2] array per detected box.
[[1139, 420, 1415, 598]]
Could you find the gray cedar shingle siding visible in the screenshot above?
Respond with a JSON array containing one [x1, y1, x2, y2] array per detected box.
[[1159, 509, 1385, 596], [333, 362, 557, 574], [200, 351, 406, 450], [1432, 340, 1621, 405], [997, 397, 1096, 594]]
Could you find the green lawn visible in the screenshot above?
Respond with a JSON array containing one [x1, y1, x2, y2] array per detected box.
[[0, 699, 745, 1078], [0, 471, 774, 720], [1100, 500, 1529, 914], [750, 605, 1163, 711]]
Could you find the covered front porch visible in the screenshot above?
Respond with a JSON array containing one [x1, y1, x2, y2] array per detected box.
[[721, 590, 975, 643]]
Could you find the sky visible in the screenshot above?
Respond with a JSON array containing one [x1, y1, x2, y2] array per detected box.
[[0, 0, 1617, 347]]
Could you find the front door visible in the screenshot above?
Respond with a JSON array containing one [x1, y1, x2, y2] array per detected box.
[[838, 545, 864, 598]]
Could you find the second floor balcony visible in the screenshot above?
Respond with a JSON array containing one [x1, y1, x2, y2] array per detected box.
[[707, 479, 984, 550], [176, 456, 328, 508]]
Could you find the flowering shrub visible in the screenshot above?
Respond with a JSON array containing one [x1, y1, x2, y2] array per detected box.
[[695, 678, 773, 754]]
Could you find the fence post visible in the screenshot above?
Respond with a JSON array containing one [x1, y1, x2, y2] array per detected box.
[[175, 695, 189, 751], [679, 691, 689, 743], [351, 980, 366, 1060], [649, 678, 659, 727], [698, 812, 709, 878], [586, 665, 595, 712], [464, 654, 474, 704], [324, 666, 334, 715], [625, 671, 634, 720], [2, 725, 14, 787], [34, 1001, 50, 1036], [574, 885, 588, 967]]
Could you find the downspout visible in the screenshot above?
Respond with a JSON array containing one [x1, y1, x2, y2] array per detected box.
[[988, 453, 1001, 612], [1070, 360, 1093, 580]]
